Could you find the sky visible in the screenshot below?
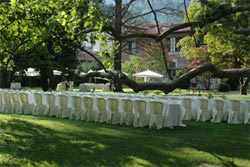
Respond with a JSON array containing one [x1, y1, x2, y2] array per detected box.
[[103, 0, 190, 23]]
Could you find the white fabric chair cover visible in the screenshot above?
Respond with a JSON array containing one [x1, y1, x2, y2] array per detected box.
[[196, 97, 210, 121], [45, 93, 58, 116], [149, 100, 164, 129], [181, 97, 193, 120], [82, 96, 94, 121], [11, 92, 22, 114], [56, 94, 70, 118], [228, 99, 243, 124], [120, 98, 134, 126], [0, 92, 3, 113], [33, 92, 47, 116], [20, 92, 33, 114], [3, 92, 13, 113], [56, 83, 66, 91], [106, 97, 121, 124], [164, 100, 184, 128], [243, 100, 250, 124], [133, 99, 150, 127], [79, 84, 91, 92], [94, 97, 107, 123], [211, 99, 225, 123], [70, 95, 83, 120]]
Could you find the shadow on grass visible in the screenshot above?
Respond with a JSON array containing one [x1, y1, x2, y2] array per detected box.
[[0, 114, 249, 167]]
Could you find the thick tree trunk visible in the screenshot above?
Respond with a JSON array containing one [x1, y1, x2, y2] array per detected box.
[[113, 0, 123, 92], [40, 67, 54, 91], [60, 63, 250, 95], [240, 77, 249, 95]]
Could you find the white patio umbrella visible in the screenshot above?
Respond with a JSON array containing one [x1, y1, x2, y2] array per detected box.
[[53, 70, 62, 76], [133, 70, 163, 82], [25, 68, 40, 77]]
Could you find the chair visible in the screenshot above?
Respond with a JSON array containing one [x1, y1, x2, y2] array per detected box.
[[228, 99, 243, 124], [149, 100, 164, 129], [133, 99, 150, 128], [82, 96, 94, 121], [56, 94, 70, 118], [3, 92, 12, 113], [211, 99, 225, 123], [196, 97, 210, 121], [45, 93, 58, 116], [94, 97, 107, 123], [79, 84, 91, 92], [19, 92, 33, 115], [11, 92, 22, 114], [120, 98, 134, 126], [181, 97, 193, 120], [243, 100, 250, 124], [0, 92, 3, 112], [70, 95, 84, 120], [33, 92, 47, 116], [164, 100, 184, 128], [106, 97, 121, 124]]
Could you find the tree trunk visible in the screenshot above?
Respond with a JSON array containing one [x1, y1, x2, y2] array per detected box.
[[40, 67, 54, 91], [113, 0, 123, 92], [240, 77, 249, 95]]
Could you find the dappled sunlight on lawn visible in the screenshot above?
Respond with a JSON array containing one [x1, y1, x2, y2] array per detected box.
[[0, 114, 249, 167]]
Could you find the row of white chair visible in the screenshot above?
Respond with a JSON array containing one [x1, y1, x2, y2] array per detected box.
[[0, 90, 185, 129], [181, 96, 250, 124], [0, 89, 249, 128]]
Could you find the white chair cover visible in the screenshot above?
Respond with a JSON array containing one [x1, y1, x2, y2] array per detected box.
[[3, 92, 12, 113], [120, 98, 134, 126], [211, 99, 225, 123], [70, 95, 84, 120], [33, 92, 47, 116], [20, 92, 33, 114], [11, 92, 22, 114], [149, 100, 164, 129], [56, 94, 70, 118], [228, 99, 243, 124], [164, 100, 184, 128], [243, 100, 250, 124], [94, 97, 107, 123], [45, 93, 58, 116], [0, 92, 3, 113], [133, 99, 150, 127], [181, 97, 193, 120], [196, 97, 210, 121], [82, 96, 94, 121], [106, 97, 121, 124]]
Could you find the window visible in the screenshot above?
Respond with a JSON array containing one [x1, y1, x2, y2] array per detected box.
[[169, 37, 182, 52], [170, 38, 176, 52], [128, 41, 137, 54]]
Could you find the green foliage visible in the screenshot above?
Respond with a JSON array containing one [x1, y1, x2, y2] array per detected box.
[[179, 0, 250, 69], [218, 80, 231, 92], [0, 0, 107, 85]]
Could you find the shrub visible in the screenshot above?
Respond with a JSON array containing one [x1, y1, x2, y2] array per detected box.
[[218, 82, 231, 92]]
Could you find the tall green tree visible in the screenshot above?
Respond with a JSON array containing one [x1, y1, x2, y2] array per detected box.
[[0, 0, 102, 89], [178, 0, 250, 94]]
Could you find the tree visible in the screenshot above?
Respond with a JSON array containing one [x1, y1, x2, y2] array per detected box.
[[177, 0, 250, 94], [0, 0, 249, 94], [0, 0, 102, 89]]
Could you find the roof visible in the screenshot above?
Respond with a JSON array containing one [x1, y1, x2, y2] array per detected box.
[[124, 22, 191, 35]]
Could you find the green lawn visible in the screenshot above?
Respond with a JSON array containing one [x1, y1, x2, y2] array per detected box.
[[0, 114, 249, 167]]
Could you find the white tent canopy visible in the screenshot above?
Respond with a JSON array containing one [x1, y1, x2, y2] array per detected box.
[[133, 70, 163, 82], [25, 68, 40, 77]]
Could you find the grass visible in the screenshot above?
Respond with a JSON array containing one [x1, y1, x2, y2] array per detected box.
[[0, 114, 249, 167]]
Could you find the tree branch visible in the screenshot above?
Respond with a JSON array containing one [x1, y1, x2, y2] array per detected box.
[[121, 5, 250, 41]]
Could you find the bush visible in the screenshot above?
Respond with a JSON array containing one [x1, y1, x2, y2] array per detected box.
[[227, 78, 239, 91], [218, 82, 231, 92]]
